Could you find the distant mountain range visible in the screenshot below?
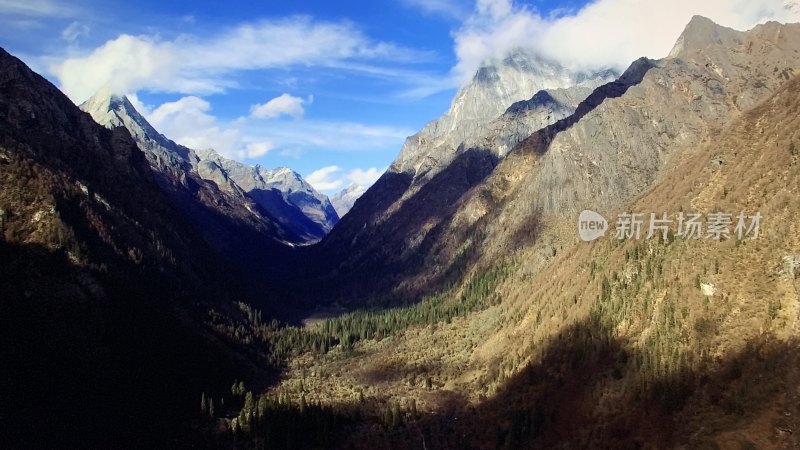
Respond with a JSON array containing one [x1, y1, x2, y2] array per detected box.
[[81, 91, 339, 243]]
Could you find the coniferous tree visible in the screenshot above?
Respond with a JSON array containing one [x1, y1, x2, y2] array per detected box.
[[242, 391, 255, 429], [257, 394, 268, 422], [209, 398, 215, 418], [231, 418, 241, 436], [201, 392, 208, 415], [390, 403, 402, 429]]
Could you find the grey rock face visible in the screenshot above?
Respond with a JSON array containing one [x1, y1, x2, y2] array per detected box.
[[390, 49, 618, 187], [260, 166, 339, 232], [514, 18, 800, 217], [331, 183, 366, 217], [462, 74, 617, 159], [81, 89, 195, 179], [196, 149, 338, 239], [314, 16, 800, 306]]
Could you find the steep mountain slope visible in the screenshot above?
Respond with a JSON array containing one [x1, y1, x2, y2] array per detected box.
[[0, 47, 261, 447], [267, 43, 800, 450], [440, 16, 800, 269], [331, 183, 366, 217], [310, 17, 800, 307], [197, 148, 338, 241], [310, 53, 617, 304]]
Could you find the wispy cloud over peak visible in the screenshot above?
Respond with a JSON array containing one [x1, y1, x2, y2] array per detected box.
[[306, 165, 385, 193], [51, 16, 432, 103], [452, 0, 800, 84], [250, 93, 308, 120], [0, 0, 75, 17]]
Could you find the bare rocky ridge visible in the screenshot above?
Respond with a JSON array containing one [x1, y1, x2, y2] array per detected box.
[[462, 77, 616, 160], [81, 87, 195, 179], [391, 49, 618, 189], [313, 16, 800, 306], [416, 16, 800, 287], [81, 91, 335, 243], [504, 17, 800, 219]]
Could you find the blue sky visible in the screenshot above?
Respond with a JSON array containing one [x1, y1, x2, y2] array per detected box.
[[1, 0, 797, 194]]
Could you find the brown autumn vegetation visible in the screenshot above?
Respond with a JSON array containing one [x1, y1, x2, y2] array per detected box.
[[226, 74, 800, 449]]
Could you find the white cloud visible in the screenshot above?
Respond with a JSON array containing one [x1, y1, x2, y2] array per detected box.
[[61, 21, 89, 44], [126, 93, 152, 117], [2, 18, 43, 29], [278, 148, 304, 159], [245, 141, 275, 158], [347, 167, 384, 186], [0, 0, 74, 17], [246, 120, 413, 152], [305, 165, 385, 193], [55, 35, 182, 103], [143, 96, 246, 159], [306, 165, 345, 191], [452, 0, 800, 83], [129, 94, 410, 162], [250, 93, 307, 119], [51, 16, 429, 103]]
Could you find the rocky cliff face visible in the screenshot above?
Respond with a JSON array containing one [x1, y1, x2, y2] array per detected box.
[[260, 166, 338, 233], [310, 16, 800, 306], [80, 88, 195, 179], [418, 16, 800, 289], [391, 50, 617, 187], [511, 17, 800, 217]]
